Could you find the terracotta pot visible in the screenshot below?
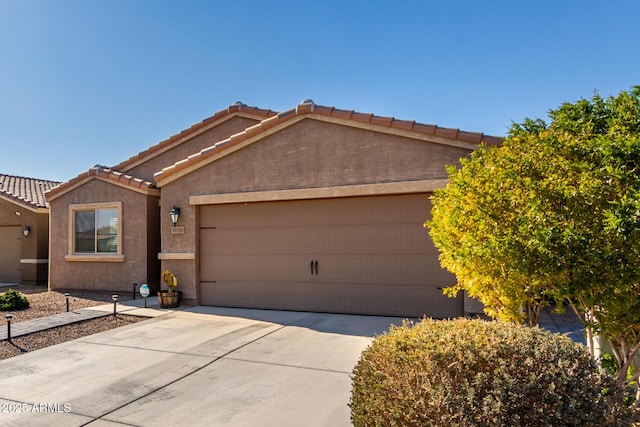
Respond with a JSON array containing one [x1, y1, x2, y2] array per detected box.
[[158, 290, 182, 308]]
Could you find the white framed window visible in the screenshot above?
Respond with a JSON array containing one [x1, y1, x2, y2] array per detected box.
[[66, 202, 124, 262]]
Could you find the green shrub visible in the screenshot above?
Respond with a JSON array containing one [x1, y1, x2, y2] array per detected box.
[[0, 289, 30, 311], [350, 318, 630, 426]]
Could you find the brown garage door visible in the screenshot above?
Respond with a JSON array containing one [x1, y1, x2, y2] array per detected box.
[[0, 226, 22, 283], [199, 194, 461, 318]]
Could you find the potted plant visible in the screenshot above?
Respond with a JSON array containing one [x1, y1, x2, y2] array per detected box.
[[158, 270, 181, 308]]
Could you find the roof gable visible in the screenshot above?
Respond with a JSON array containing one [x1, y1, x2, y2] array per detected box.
[[45, 165, 159, 202], [113, 102, 277, 173], [48, 102, 276, 202], [154, 100, 503, 186], [0, 174, 61, 211]]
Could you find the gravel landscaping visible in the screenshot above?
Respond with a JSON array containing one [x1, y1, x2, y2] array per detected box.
[[0, 285, 149, 361], [1, 284, 136, 322]]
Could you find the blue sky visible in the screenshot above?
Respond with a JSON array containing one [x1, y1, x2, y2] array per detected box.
[[1, 1, 638, 182]]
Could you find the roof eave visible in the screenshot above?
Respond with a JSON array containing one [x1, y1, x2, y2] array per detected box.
[[46, 167, 159, 202], [0, 193, 49, 213]]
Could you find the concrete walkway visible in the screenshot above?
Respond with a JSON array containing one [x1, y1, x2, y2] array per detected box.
[[0, 297, 172, 341], [0, 309, 111, 340]]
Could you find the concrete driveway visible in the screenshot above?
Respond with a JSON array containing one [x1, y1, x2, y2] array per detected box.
[[0, 306, 402, 426]]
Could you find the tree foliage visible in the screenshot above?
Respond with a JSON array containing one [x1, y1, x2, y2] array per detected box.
[[427, 87, 640, 413]]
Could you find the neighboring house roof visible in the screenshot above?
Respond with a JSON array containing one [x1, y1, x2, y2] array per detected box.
[[113, 102, 277, 172], [45, 165, 159, 202], [0, 174, 61, 211], [154, 100, 504, 184]]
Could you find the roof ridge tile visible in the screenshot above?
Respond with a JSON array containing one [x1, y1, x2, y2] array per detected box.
[[330, 108, 354, 120], [370, 115, 394, 127]]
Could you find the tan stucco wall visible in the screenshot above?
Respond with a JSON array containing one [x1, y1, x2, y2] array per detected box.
[[0, 198, 50, 285], [145, 191, 161, 292], [0, 198, 28, 227], [49, 179, 160, 293], [157, 200, 197, 301], [183, 119, 471, 193], [159, 118, 474, 303], [124, 116, 261, 181], [22, 211, 50, 284]]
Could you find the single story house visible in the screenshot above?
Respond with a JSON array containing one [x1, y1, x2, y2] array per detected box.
[[46, 100, 501, 318], [0, 174, 60, 285]]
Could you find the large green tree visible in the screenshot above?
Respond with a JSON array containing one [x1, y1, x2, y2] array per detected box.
[[427, 87, 640, 411]]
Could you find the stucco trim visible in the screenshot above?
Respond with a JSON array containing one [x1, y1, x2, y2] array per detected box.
[[158, 252, 196, 260], [189, 179, 448, 205], [64, 254, 126, 262], [20, 259, 49, 264]]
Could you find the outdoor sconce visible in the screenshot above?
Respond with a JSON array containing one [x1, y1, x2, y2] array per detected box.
[[23, 226, 30, 238], [170, 206, 181, 226]]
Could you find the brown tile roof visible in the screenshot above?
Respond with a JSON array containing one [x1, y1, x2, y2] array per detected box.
[[0, 174, 61, 210], [305, 103, 503, 145], [155, 100, 503, 182], [113, 102, 277, 172], [45, 165, 159, 202], [48, 100, 503, 198], [47, 103, 276, 201]]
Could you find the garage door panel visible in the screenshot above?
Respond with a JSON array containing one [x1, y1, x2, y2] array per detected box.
[[202, 228, 317, 255], [200, 195, 431, 229], [316, 224, 431, 255], [202, 254, 435, 285], [202, 224, 432, 256], [201, 280, 460, 318], [303, 255, 433, 285], [201, 254, 315, 283], [199, 194, 461, 318]]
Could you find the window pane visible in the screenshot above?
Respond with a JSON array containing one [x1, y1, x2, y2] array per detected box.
[[75, 211, 95, 253], [96, 208, 118, 253]]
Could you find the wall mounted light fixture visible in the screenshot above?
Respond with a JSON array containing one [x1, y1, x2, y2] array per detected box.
[[23, 226, 30, 238], [170, 206, 181, 226]]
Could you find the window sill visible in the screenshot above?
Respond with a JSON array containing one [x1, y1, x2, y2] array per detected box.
[[65, 254, 126, 262]]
